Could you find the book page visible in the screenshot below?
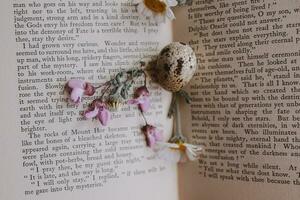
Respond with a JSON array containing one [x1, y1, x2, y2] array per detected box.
[[174, 0, 300, 199], [0, 0, 177, 200]]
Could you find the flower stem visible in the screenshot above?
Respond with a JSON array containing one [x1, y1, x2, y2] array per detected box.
[[94, 81, 109, 89], [140, 110, 148, 125], [170, 93, 186, 143], [142, 70, 147, 87], [175, 94, 182, 137], [100, 84, 111, 100]]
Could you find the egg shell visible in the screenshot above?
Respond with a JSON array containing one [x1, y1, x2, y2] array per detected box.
[[155, 42, 197, 92]]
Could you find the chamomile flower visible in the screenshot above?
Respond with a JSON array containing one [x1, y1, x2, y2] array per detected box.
[[154, 142, 203, 162], [133, 0, 178, 23]]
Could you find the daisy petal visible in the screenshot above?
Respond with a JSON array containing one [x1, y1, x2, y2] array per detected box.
[[186, 148, 198, 161], [166, 0, 178, 7], [166, 8, 176, 20], [157, 147, 181, 162]]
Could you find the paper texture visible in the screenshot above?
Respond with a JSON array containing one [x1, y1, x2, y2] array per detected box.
[[175, 0, 300, 199], [0, 0, 177, 200], [2, 0, 300, 199]]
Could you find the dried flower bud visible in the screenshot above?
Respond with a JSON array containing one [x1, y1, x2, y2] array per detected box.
[[142, 124, 163, 148]]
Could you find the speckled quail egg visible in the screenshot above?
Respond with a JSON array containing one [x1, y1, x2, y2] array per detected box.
[[155, 42, 197, 92]]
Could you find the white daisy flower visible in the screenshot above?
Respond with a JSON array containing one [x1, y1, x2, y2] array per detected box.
[[133, 0, 178, 23], [154, 142, 203, 162]]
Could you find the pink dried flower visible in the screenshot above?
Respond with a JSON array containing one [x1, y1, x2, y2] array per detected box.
[[142, 124, 163, 148], [66, 79, 95, 104], [128, 86, 150, 112], [84, 100, 110, 126]]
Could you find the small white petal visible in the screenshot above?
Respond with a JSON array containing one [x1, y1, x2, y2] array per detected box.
[[156, 146, 181, 162], [185, 143, 203, 150], [184, 144, 203, 161], [185, 148, 197, 161], [166, 0, 178, 7], [155, 142, 178, 149], [166, 8, 176, 20]]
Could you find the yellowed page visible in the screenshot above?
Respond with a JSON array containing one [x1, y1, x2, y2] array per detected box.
[[174, 0, 300, 199], [0, 0, 177, 200]]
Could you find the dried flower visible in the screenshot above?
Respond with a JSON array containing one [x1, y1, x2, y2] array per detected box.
[[128, 86, 150, 112], [142, 124, 163, 148], [66, 79, 95, 104], [133, 0, 178, 23], [84, 100, 110, 126], [154, 142, 203, 162]]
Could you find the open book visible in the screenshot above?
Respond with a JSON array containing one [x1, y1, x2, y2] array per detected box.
[[1, 0, 299, 199]]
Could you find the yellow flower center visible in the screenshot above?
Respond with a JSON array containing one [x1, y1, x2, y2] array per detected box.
[[170, 142, 186, 152], [144, 0, 167, 13], [178, 144, 187, 151]]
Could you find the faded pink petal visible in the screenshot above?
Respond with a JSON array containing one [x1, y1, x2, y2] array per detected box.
[[127, 99, 140, 105], [139, 97, 150, 112], [70, 88, 84, 104], [146, 134, 156, 148], [84, 82, 95, 96], [98, 108, 110, 126], [128, 96, 150, 112], [142, 124, 163, 149], [68, 79, 85, 89], [84, 106, 99, 119], [153, 129, 163, 141], [135, 86, 149, 98]]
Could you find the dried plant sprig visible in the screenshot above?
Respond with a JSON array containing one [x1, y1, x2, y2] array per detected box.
[[66, 67, 147, 122]]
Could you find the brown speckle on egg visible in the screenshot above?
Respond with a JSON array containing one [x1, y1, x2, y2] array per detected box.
[[155, 42, 197, 92]]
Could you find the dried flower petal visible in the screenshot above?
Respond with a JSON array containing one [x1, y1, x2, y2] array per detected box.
[[84, 106, 99, 119], [128, 86, 150, 112], [133, 0, 177, 23], [70, 88, 84, 104], [135, 86, 149, 98], [66, 79, 95, 104], [97, 107, 110, 126], [154, 142, 203, 162], [84, 82, 96, 96], [84, 100, 110, 126], [142, 125, 163, 148]]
